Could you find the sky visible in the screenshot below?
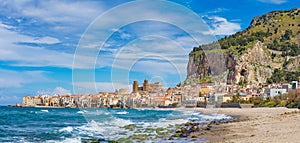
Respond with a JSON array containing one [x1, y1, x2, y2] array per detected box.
[[0, 0, 299, 105]]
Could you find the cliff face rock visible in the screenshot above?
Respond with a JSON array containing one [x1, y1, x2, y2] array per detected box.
[[185, 8, 300, 85], [231, 41, 273, 84], [250, 8, 300, 28], [186, 41, 273, 85], [285, 57, 300, 72]]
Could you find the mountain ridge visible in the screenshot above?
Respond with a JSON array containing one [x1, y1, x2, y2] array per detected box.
[[185, 8, 300, 85]]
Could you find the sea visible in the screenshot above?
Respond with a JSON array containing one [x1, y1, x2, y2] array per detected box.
[[0, 106, 232, 143]]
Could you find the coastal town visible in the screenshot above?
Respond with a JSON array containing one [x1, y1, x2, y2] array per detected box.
[[18, 79, 300, 109]]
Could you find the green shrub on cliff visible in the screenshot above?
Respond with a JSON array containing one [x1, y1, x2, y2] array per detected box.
[[267, 69, 300, 83], [188, 8, 300, 85]]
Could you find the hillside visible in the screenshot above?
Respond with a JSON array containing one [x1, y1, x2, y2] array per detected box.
[[185, 8, 300, 85]]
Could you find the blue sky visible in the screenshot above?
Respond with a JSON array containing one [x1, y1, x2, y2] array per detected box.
[[0, 0, 299, 105]]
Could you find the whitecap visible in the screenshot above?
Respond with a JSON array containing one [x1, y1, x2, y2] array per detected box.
[[76, 117, 134, 140], [116, 111, 128, 115], [61, 137, 81, 143], [59, 126, 73, 133], [46, 137, 81, 143], [41, 110, 49, 113], [77, 111, 84, 114]]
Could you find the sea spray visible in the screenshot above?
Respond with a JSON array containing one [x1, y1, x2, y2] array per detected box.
[[0, 107, 232, 142]]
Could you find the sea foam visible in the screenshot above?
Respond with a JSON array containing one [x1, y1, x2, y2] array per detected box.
[[41, 110, 49, 113], [59, 126, 73, 133], [116, 111, 128, 115]]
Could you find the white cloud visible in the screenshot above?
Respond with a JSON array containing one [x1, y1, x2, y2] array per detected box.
[[0, 95, 19, 105], [120, 32, 132, 39], [0, 22, 15, 29], [202, 16, 241, 36], [205, 8, 228, 14], [0, 69, 48, 88], [74, 82, 131, 93], [52, 87, 71, 95], [0, 23, 74, 68], [36, 87, 71, 95], [108, 36, 189, 75], [0, 0, 105, 24], [0, 0, 108, 38], [0, 22, 60, 44], [258, 0, 288, 4], [73, 0, 219, 73], [25, 36, 61, 45]]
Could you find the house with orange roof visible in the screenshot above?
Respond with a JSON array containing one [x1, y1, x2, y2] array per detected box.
[[22, 95, 34, 106], [49, 95, 60, 107], [153, 96, 171, 106], [33, 96, 44, 106]]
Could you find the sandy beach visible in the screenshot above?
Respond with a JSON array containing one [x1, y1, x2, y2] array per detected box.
[[188, 107, 300, 143]]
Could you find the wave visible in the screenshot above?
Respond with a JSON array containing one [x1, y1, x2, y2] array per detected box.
[[41, 110, 49, 113], [116, 111, 128, 115], [60, 138, 81, 143], [59, 126, 73, 133], [77, 111, 84, 114], [37, 109, 232, 142], [46, 137, 81, 143]]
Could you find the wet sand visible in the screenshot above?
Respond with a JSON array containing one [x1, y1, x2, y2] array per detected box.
[[190, 107, 300, 143]]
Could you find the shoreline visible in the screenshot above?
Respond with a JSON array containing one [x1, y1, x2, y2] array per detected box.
[[189, 107, 300, 143], [4, 106, 300, 142]]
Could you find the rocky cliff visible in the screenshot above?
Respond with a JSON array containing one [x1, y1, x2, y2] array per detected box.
[[185, 8, 300, 85]]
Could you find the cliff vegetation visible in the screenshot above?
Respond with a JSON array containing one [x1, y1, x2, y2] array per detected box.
[[186, 8, 300, 85]]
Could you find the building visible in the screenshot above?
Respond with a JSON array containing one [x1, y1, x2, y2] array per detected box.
[[223, 95, 233, 103], [153, 96, 171, 106], [199, 87, 212, 97], [132, 80, 138, 93], [33, 96, 43, 106], [22, 96, 34, 106], [118, 88, 129, 94], [132, 79, 150, 93], [266, 88, 287, 98], [208, 93, 224, 108], [143, 79, 149, 92], [49, 96, 60, 107], [149, 82, 163, 93], [292, 81, 298, 89]]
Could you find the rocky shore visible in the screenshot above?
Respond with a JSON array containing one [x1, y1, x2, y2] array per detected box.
[[80, 107, 300, 143], [189, 107, 300, 143], [171, 116, 234, 140]]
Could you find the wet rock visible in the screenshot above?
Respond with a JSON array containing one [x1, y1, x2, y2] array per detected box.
[[174, 133, 181, 138], [191, 125, 199, 132], [185, 122, 192, 126], [122, 124, 137, 131], [82, 138, 105, 143], [129, 134, 149, 141], [181, 128, 189, 137], [117, 138, 133, 143], [201, 124, 211, 130], [145, 127, 155, 133], [156, 127, 167, 135]]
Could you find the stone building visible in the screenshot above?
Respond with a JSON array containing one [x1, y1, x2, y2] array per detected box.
[[132, 80, 138, 93]]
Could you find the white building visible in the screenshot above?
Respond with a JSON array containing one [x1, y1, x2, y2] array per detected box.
[[292, 81, 298, 89], [266, 88, 287, 98]]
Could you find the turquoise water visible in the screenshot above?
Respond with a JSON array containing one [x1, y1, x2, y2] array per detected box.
[[0, 106, 232, 143]]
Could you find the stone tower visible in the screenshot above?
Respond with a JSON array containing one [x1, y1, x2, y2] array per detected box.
[[133, 80, 138, 93], [143, 79, 149, 92]]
